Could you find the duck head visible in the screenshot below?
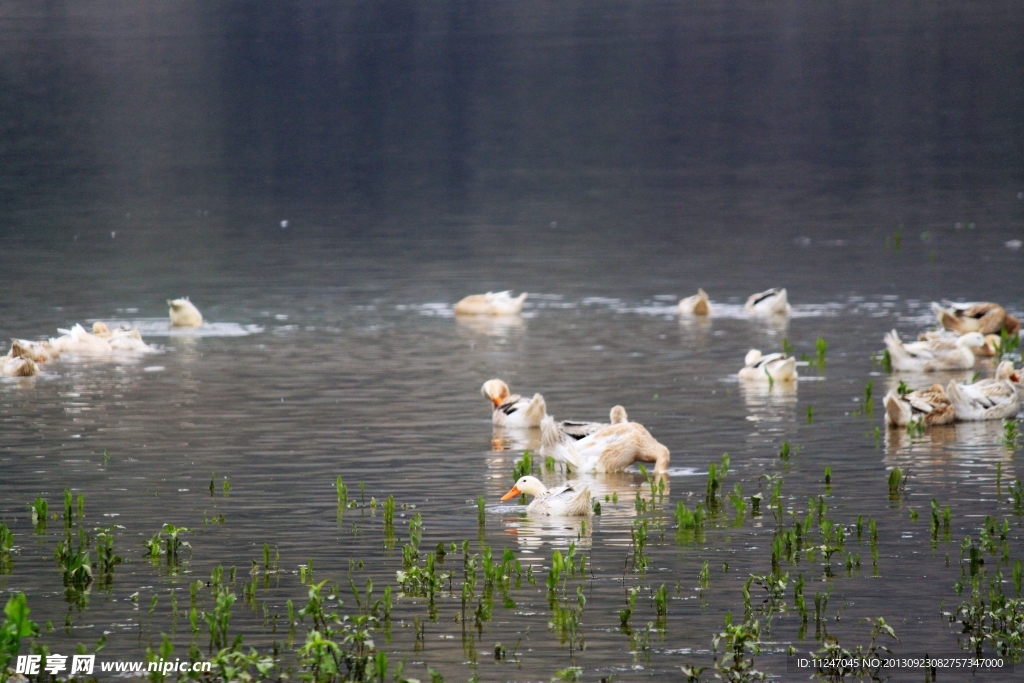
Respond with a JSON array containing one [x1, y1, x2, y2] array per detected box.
[[501, 475, 547, 501], [744, 349, 763, 366], [956, 332, 986, 349], [609, 405, 628, 423], [481, 379, 511, 407]]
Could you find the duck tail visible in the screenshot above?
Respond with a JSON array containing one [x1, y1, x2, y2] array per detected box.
[[883, 330, 908, 363], [541, 417, 581, 469], [523, 393, 547, 426], [770, 357, 798, 381], [944, 381, 970, 416], [883, 390, 910, 426]]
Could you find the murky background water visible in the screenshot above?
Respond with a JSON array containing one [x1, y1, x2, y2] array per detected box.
[[2, 1, 1024, 681]]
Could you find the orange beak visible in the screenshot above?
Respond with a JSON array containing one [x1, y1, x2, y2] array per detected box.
[[1012, 372, 1020, 383], [491, 395, 503, 407], [500, 486, 521, 501]]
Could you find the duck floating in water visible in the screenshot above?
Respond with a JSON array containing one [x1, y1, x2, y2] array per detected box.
[[541, 416, 670, 474], [738, 350, 798, 382], [945, 361, 1020, 421], [745, 288, 790, 316], [169, 298, 204, 327], [48, 323, 154, 355], [500, 475, 592, 516], [481, 379, 547, 428], [454, 291, 527, 316], [931, 301, 1020, 337], [883, 384, 955, 427], [0, 345, 41, 377], [883, 330, 985, 372], [8, 339, 59, 363], [678, 289, 712, 316], [558, 405, 628, 440], [456, 290, 528, 317]]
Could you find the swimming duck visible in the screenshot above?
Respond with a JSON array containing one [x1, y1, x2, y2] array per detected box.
[[931, 301, 1020, 337], [678, 289, 712, 316], [454, 291, 527, 316], [744, 288, 790, 316], [883, 330, 985, 372], [917, 330, 1004, 357], [737, 350, 798, 382], [481, 379, 547, 428], [168, 298, 204, 327], [945, 361, 1020, 421], [0, 355, 39, 377], [49, 324, 112, 354], [558, 405, 629, 440], [883, 384, 956, 427], [541, 416, 670, 474], [8, 339, 59, 363], [500, 475, 593, 516]]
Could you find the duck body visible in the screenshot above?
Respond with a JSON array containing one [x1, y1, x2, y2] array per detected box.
[[678, 289, 712, 316], [737, 350, 798, 382], [500, 475, 592, 516], [884, 330, 985, 372], [481, 379, 547, 428], [558, 405, 628, 440], [745, 288, 790, 316], [932, 301, 1020, 337], [945, 362, 1020, 421], [48, 323, 154, 355], [541, 416, 670, 474], [169, 298, 204, 327], [883, 384, 956, 427], [455, 291, 527, 316], [0, 355, 39, 377], [9, 339, 59, 363]]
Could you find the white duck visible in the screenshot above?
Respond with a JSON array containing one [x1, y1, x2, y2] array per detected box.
[[169, 298, 204, 327], [744, 288, 790, 316], [883, 384, 956, 427], [8, 339, 59, 363], [678, 289, 712, 316], [541, 416, 670, 474], [0, 355, 39, 377], [883, 330, 985, 372], [481, 379, 547, 428], [558, 405, 629, 439], [737, 350, 798, 382], [454, 291, 527, 316], [49, 324, 112, 354], [500, 475, 592, 516], [945, 361, 1020, 421]]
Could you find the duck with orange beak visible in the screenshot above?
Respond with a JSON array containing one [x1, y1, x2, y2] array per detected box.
[[481, 379, 547, 428], [500, 475, 592, 517]]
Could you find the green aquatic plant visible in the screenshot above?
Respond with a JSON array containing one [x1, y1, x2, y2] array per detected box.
[[994, 328, 1020, 361], [1004, 419, 1021, 449], [864, 380, 873, 413], [30, 496, 48, 533], [815, 337, 827, 367], [887, 467, 905, 501], [778, 441, 790, 461], [0, 523, 13, 575], [54, 533, 92, 588], [619, 586, 638, 628], [512, 450, 534, 481], [0, 593, 40, 676], [824, 466, 832, 486], [806, 405, 814, 423], [811, 617, 899, 680], [630, 518, 649, 573], [881, 349, 893, 373]]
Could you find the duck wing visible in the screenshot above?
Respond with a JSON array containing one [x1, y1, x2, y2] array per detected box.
[[558, 420, 606, 439]]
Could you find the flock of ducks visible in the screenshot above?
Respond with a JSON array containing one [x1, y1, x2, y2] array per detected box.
[[458, 289, 1022, 514], [6, 286, 1020, 511], [0, 298, 204, 378], [882, 301, 1021, 428], [482, 377, 670, 516]]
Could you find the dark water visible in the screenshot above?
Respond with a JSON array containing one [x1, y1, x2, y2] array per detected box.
[[1, 2, 1024, 681]]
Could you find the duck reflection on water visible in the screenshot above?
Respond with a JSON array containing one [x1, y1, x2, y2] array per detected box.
[[883, 420, 1012, 487]]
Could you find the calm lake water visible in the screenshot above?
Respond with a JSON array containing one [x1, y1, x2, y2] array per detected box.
[[2, 1, 1023, 681]]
